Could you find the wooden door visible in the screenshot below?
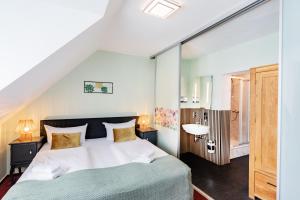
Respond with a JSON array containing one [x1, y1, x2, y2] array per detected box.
[[254, 70, 278, 176]]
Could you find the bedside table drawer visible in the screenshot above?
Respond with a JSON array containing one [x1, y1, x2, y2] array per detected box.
[[141, 132, 157, 145], [11, 143, 36, 164], [136, 128, 158, 145]]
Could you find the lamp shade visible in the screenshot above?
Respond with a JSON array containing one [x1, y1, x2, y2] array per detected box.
[[16, 119, 35, 134], [138, 115, 151, 128]]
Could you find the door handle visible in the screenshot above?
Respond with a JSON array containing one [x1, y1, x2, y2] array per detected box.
[[267, 182, 276, 187]]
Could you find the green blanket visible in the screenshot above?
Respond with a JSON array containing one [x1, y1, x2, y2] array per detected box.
[[4, 155, 192, 200]]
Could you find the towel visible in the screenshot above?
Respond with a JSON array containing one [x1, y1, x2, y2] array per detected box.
[[31, 162, 61, 174], [132, 155, 154, 163], [30, 157, 69, 180], [132, 150, 155, 164], [29, 167, 68, 180]]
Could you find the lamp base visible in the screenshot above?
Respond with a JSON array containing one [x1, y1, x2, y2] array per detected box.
[[20, 132, 32, 141], [140, 125, 148, 130]]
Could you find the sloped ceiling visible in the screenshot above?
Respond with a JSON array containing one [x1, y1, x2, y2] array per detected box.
[[0, 0, 121, 119], [0, 0, 279, 120], [0, 0, 109, 91]]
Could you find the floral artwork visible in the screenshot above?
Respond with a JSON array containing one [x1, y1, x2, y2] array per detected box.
[[154, 107, 179, 130], [84, 81, 113, 94]]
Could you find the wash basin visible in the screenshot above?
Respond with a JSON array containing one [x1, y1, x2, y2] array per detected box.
[[182, 124, 210, 136]]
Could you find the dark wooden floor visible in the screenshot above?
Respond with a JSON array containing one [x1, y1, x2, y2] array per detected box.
[[0, 174, 21, 199], [181, 152, 250, 200]]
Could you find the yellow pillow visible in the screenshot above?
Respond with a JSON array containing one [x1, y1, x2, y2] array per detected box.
[[113, 127, 136, 142], [51, 132, 81, 150]]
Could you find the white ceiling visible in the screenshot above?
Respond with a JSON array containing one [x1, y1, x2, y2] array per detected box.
[[182, 0, 279, 59], [97, 0, 263, 57], [0, 0, 109, 91]]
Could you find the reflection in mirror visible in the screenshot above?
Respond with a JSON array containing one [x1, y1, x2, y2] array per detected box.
[[200, 76, 213, 108], [180, 63, 213, 109]]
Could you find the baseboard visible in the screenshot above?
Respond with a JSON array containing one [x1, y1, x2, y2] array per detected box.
[[193, 184, 214, 200], [230, 144, 249, 159]]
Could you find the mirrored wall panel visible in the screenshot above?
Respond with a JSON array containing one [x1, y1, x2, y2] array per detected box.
[[180, 61, 213, 109]]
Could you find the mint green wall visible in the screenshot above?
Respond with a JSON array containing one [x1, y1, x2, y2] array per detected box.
[[9, 51, 156, 120]]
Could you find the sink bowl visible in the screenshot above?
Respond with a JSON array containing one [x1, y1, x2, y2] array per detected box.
[[182, 124, 210, 136]]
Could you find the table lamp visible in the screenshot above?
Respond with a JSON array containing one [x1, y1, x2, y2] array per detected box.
[[138, 115, 150, 129], [16, 119, 35, 141]]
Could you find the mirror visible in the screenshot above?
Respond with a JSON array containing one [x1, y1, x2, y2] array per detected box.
[[196, 76, 213, 109], [181, 72, 213, 109]]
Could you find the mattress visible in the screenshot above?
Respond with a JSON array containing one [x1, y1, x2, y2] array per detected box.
[[18, 137, 167, 182]]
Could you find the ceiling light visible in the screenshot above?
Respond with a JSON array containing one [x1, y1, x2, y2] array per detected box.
[[143, 0, 181, 19]]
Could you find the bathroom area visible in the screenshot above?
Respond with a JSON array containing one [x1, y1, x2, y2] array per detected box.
[[179, 53, 251, 167], [179, 57, 251, 199], [180, 72, 232, 165], [179, 43, 253, 200], [178, 1, 279, 199]]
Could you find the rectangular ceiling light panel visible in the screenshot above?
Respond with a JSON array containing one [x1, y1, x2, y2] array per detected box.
[[143, 0, 181, 19]]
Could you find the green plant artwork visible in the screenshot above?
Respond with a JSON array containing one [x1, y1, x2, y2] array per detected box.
[[101, 87, 108, 93], [84, 81, 113, 94], [84, 84, 95, 93]]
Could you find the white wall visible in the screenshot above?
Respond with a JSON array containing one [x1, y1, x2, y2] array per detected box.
[[0, 51, 155, 179], [155, 46, 180, 156], [279, 0, 300, 199], [182, 32, 279, 110]]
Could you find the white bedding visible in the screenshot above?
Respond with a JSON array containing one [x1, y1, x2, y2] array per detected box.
[[18, 138, 167, 183]]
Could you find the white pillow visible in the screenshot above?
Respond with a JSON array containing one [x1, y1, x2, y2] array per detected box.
[[103, 119, 136, 141], [44, 124, 88, 145]]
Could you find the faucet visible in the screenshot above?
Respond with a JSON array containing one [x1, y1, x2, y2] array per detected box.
[[193, 111, 203, 124], [203, 112, 208, 124], [192, 111, 197, 118], [193, 111, 207, 124]]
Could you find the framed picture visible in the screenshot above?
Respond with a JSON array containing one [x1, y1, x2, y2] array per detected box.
[[84, 81, 113, 94]]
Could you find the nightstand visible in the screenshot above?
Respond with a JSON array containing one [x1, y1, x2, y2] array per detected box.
[[9, 136, 44, 182], [136, 128, 157, 145]]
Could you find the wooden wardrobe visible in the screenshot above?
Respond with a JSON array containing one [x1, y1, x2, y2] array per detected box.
[[249, 65, 278, 200]]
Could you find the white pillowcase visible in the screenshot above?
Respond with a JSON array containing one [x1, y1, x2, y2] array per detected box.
[[44, 124, 88, 145], [103, 119, 136, 141]]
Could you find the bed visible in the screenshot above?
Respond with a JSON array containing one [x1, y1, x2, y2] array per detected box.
[[4, 116, 192, 200]]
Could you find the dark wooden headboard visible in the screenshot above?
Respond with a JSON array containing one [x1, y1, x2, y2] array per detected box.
[[40, 116, 139, 141]]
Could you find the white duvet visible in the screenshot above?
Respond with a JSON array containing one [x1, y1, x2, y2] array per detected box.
[[18, 138, 167, 183]]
